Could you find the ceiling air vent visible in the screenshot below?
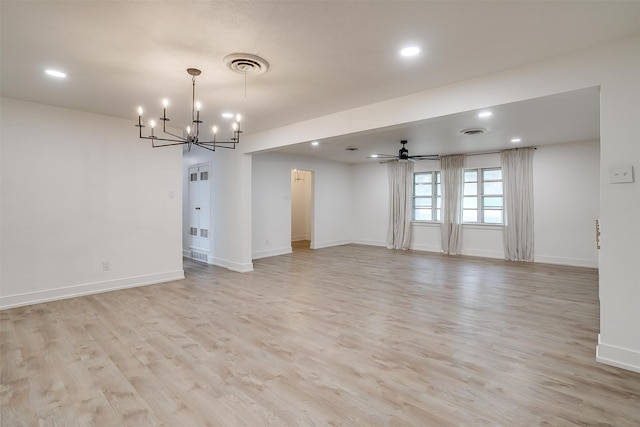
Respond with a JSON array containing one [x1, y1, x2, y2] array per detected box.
[[223, 53, 269, 75], [460, 128, 487, 136]]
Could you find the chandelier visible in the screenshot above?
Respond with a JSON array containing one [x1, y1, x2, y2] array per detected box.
[[135, 68, 241, 152]]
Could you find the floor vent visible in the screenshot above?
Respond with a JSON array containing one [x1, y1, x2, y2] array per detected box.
[[190, 251, 208, 263]]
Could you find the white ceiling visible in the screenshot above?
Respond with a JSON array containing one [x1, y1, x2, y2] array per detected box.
[[1, 1, 638, 163]]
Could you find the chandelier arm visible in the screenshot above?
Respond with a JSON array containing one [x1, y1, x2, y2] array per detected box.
[[159, 130, 188, 141], [152, 140, 192, 148], [193, 142, 216, 152], [212, 143, 237, 150], [196, 140, 237, 148]]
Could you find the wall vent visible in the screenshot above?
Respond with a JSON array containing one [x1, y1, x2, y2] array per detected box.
[[190, 251, 208, 263]]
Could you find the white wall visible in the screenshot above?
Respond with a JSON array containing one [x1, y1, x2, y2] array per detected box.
[[238, 37, 640, 372], [182, 145, 253, 272], [252, 152, 352, 259], [351, 142, 600, 267], [534, 140, 600, 267], [0, 98, 184, 309]]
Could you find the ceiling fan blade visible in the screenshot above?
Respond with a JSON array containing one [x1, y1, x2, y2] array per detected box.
[[366, 154, 396, 159], [409, 155, 440, 161]]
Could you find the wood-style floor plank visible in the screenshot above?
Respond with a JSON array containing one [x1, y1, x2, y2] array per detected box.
[[2, 244, 640, 426]]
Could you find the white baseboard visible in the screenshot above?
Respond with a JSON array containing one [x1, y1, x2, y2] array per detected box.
[[0, 270, 185, 310], [311, 239, 351, 250], [352, 239, 387, 247], [252, 247, 292, 260], [596, 334, 640, 373], [534, 254, 598, 269], [462, 248, 504, 259], [184, 249, 253, 272], [410, 243, 442, 253], [209, 257, 254, 273]]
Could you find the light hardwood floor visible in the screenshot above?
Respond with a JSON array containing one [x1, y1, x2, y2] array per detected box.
[[2, 244, 639, 426]]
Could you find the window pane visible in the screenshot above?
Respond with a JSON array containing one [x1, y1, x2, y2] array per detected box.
[[483, 169, 502, 180], [483, 210, 503, 224], [463, 182, 477, 195], [483, 196, 503, 208], [435, 208, 441, 221], [463, 196, 477, 209], [483, 181, 503, 195], [415, 184, 432, 196], [414, 197, 431, 207], [464, 170, 477, 182], [436, 197, 441, 209], [436, 183, 441, 196], [414, 173, 432, 184], [415, 209, 432, 221], [463, 209, 477, 222]]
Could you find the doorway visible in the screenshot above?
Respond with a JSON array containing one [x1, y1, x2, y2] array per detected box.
[[291, 169, 313, 250]]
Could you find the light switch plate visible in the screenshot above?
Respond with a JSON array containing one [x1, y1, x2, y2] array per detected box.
[[608, 164, 634, 184]]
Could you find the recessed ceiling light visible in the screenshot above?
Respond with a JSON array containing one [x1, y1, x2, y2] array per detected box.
[[511, 138, 522, 143], [478, 111, 492, 118], [311, 141, 319, 146], [400, 46, 420, 57], [44, 69, 66, 78], [221, 112, 234, 118], [371, 154, 379, 158]]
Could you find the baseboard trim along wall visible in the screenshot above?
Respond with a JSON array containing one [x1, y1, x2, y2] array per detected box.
[[596, 334, 640, 374], [252, 246, 292, 260], [311, 239, 351, 250], [0, 270, 185, 310], [534, 255, 598, 269], [209, 256, 254, 273]]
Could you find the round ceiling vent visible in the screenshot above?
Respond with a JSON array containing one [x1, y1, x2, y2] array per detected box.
[[223, 53, 269, 75], [460, 127, 487, 136]]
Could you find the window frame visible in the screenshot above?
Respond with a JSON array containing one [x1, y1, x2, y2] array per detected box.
[[413, 171, 441, 222], [463, 167, 503, 225]]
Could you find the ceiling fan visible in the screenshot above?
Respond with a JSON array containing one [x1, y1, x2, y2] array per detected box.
[[368, 140, 439, 162]]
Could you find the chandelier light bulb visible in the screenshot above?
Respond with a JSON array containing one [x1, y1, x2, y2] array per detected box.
[[137, 106, 143, 116], [212, 126, 218, 134], [232, 122, 238, 131], [196, 101, 201, 111], [150, 120, 156, 128], [236, 114, 241, 123], [163, 99, 169, 108], [187, 126, 191, 135]]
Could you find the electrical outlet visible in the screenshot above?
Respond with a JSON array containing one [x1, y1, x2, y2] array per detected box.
[[102, 261, 111, 271]]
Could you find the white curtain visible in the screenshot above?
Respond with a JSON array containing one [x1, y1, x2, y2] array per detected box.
[[501, 147, 535, 261], [386, 161, 414, 250], [440, 155, 465, 254]]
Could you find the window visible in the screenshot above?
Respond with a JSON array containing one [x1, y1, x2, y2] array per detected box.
[[463, 168, 503, 224], [413, 171, 441, 221]]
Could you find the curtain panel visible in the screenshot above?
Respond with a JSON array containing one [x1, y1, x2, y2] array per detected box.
[[386, 161, 414, 250], [501, 147, 535, 261], [440, 154, 465, 254]]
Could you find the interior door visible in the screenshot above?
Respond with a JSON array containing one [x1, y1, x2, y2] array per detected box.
[[188, 164, 211, 254]]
